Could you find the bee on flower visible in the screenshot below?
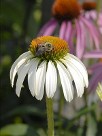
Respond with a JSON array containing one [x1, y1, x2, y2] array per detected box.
[[10, 36, 88, 102]]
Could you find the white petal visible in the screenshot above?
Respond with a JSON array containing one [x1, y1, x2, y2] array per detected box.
[[28, 58, 40, 96], [35, 61, 46, 100], [10, 51, 33, 87], [65, 53, 88, 87], [56, 61, 73, 102], [16, 59, 33, 97], [62, 59, 84, 97], [46, 61, 57, 98]]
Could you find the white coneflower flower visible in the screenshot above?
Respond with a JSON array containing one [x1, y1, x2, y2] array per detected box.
[[10, 36, 88, 102]]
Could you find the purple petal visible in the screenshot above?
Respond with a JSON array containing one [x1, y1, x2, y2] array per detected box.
[[85, 12, 91, 19], [59, 21, 67, 39], [38, 18, 58, 36], [84, 10, 97, 20], [64, 21, 75, 53], [81, 16, 101, 50], [75, 19, 85, 59], [65, 22, 72, 41], [68, 27, 76, 54], [86, 28, 94, 50], [88, 63, 102, 74], [97, 12, 102, 26], [99, 27, 102, 34], [89, 70, 102, 91], [75, 20, 81, 58], [83, 50, 102, 58], [89, 10, 97, 20]]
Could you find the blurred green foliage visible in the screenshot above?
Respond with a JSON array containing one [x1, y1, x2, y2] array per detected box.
[[0, 0, 102, 136]]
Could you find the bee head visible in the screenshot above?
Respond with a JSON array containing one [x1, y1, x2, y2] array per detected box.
[[35, 42, 54, 57]]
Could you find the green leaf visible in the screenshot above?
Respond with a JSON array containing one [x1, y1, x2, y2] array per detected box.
[[1, 105, 45, 120], [37, 128, 47, 136], [0, 124, 39, 136]]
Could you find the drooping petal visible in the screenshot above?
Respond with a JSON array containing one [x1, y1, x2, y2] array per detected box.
[[75, 20, 81, 58], [99, 27, 102, 34], [35, 61, 46, 100], [43, 22, 57, 36], [65, 22, 72, 42], [85, 27, 94, 50], [75, 19, 85, 59], [85, 11, 91, 19], [46, 61, 57, 98], [10, 51, 33, 87], [64, 22, 75, 53], [68, 28, 76, 54], [88, 63, 102, 74], [89, 70, 102, 91], [15, 59, 33, 97], [65, 53, 88, 87], [62, 58, 85, 97], [83, 50, 102, 58], [81, 16, 101, 50], [90, 10, 97, 19], [38, 18, 58, 36], [56, 61, 73, 102], [97, 12, 102, 26], [59, 21, 67, 39], [28, 58, 40, 96]]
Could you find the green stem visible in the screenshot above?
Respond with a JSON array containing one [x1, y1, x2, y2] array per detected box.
[[46, 97, 54, 136]]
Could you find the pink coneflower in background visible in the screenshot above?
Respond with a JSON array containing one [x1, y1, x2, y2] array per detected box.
[[82, 1, 102, 34], [38, 0, 101, 59]]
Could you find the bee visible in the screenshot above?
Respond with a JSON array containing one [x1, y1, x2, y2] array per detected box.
[[35, 42, 54, 56]]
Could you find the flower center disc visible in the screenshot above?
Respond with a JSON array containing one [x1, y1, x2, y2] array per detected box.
[[52, 0, 81, 21], [30, 36, 69, 61], [82, 2, 96, 11]]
